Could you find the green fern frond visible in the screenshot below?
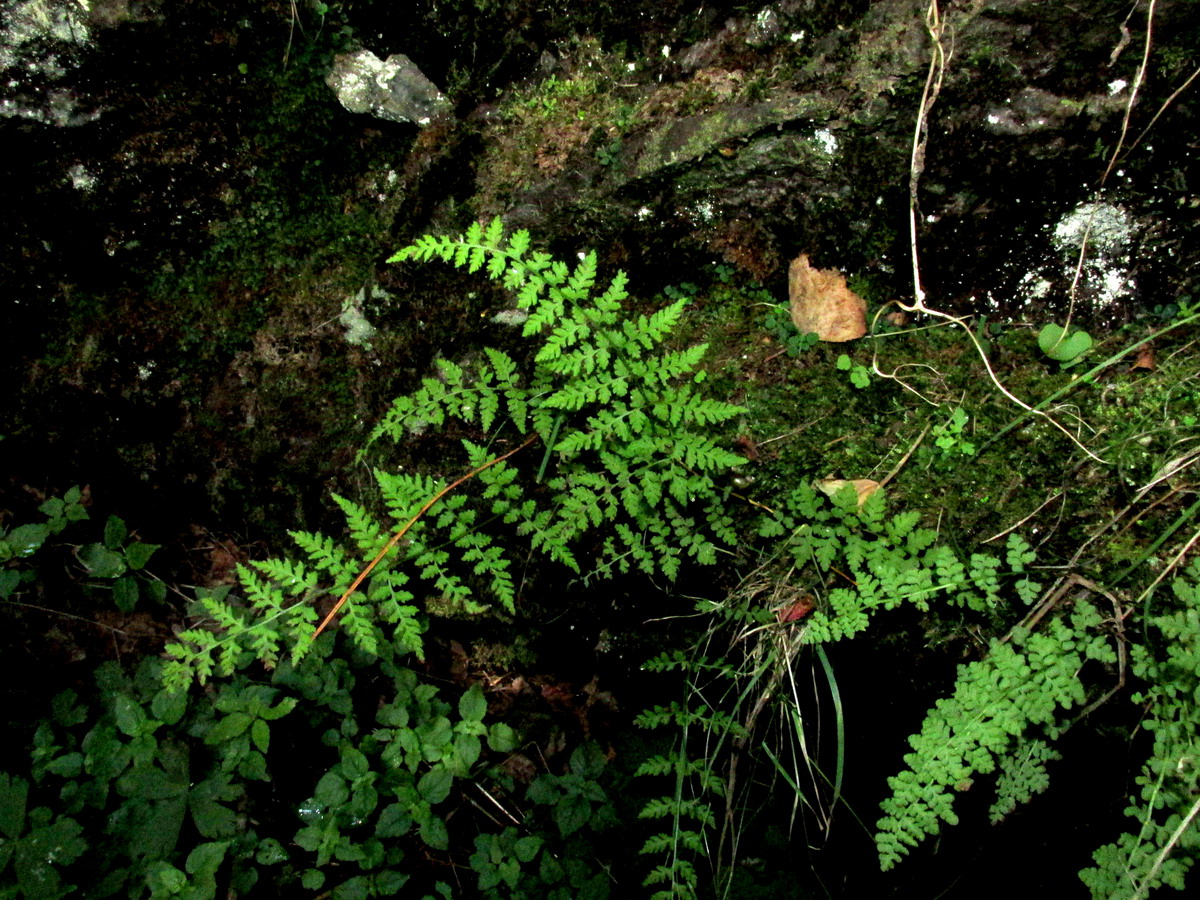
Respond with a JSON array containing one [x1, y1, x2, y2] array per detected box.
[[1080, 560, 1200, 898], [875, 605, 1109, 871]]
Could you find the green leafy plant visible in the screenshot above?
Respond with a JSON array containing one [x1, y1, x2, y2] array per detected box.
[[0, 491, 162, 613], [2, 616, 619, 899], [875, 603, 1116, 870], [472, 742, 616, 899], [0, 486, 89, 599], [1038, 322, 1093, 367], [1081, 559, 1200, 898], [595, 137, 622, 167], [761, 302, 819, 358], [835, 353, 871, 389], [931, 406, 977, 459], [78, 514, 163, 612], [873, 551, 1200, 899], [634, 482, 1047, 895], [162, 218, 747, 691]]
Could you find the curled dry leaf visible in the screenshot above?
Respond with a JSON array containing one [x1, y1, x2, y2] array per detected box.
[[776, 594, 816, 623], [788, 254, 867, 342], [1130, 345, 1155, 371], [816, 477, 881, 507]]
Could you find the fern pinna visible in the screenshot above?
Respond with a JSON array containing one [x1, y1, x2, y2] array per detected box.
[[163, 219, 746, 692], [1081, 559, 1200, 899]]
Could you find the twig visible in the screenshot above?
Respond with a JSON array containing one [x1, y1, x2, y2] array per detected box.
[[1130, 524, 1200, 613], [6, 600, 138, 635], [1100, 0, 1157, 187], [893, 1, 1108, 464], [1133, 792, 1200, 899], [981, 490, 1066, 544], [877, 422, 932, 489], [1126, 62, 1200, 157]]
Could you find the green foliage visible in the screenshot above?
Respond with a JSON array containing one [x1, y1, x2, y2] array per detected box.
[[875, 603, 1116, 870], [761, 301, 819, 358], [835, 353, 871, 389], [1038, 322, 1093, 367], [0, 486, 89, 599], [0, 490, 163, 613], [469, 742, 616, 899], [1080, 559, 1200, 898], [932, 406, 977, 459], [636, 481, 1064, 894], [634, 688, 738, 900], [759, 483, 1040, 636], [872, 548, 1200, 896], [164, 219, 746, 691], [1, 656, 261, 898], [79, 515, 163, 612], [990, 737, 1060, 825], [2, 628, 614, 899]]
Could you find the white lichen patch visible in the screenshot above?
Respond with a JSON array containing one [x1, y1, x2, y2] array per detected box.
[[340, 285, 387, 348], [1052, 202, 1134, 256], [1043, 201, 1139, 313], [811, 128, 838, 156], [491, 309, 529, 327], [67, 162, 95, 191]]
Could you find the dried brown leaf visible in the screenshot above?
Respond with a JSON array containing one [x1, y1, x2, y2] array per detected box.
[[815, 477, 881, 507], [1130, 345, 1155, 371], [789, 254, 867, 342]]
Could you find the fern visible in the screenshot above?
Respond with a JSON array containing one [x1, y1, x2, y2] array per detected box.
[[1080, 559, 1200, 899], [634, 686, 739, 900], [990, 737, 1060, 825], [755, 483, 1041, 644], [164, 220, 746, 691], [875, 603, 1115, 870], [635, 479, 1065, 893], [377, 218, 746, 584]]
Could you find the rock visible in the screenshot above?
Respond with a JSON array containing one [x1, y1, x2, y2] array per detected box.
[[0, 0, 157, 126], [326, 49, 451, 126]]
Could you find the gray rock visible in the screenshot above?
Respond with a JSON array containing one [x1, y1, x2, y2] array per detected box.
[[326, 49, 451, 126]]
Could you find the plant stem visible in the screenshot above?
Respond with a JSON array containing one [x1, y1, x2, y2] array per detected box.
[[313, 433, 539, 638]]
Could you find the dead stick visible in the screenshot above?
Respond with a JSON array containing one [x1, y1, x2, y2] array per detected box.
[[313, 433, 539, 639]]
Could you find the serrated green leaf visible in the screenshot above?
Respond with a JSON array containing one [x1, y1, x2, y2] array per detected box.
[[420, 815, 449, 850], [103, 515, 128, 550], [81, 543, 126, 579], [113, 575, 139, 612], [418, 763, 453, 805], [124, 542, 160, 571], [302, 869, 326, 890], [314, 770, 349, 808], [190, 796, 238, 839], [458, 684, 487, 723], [113, 693, 149, 737], [186, 841, 229, 877], [6, 523, 50, 558], [205, 712, 252, 745], [151, 689, 188, 727], [251, 718, 270, 754], [255, 837, 289, 866], [0, 773, 28, 840], [487, 722, 517, 752], [514, 834, 543, 863], [375, 803, 413, 838]]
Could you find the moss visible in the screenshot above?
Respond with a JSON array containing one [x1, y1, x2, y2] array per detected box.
[[662, 263, 1200, 632]]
